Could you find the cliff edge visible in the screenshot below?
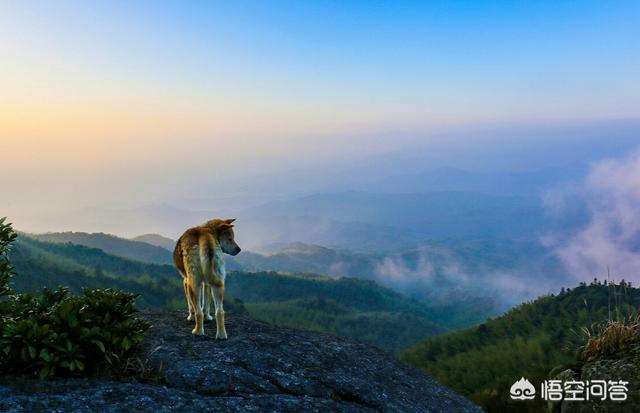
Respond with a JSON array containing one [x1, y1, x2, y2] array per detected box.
[[0, 311, 481, 412]]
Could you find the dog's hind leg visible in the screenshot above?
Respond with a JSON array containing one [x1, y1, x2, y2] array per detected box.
[[203, 284, 213, 321], [183, 279, 194, 321], [212, 285, 227, 339], [184, 247, 205, 335], [187, 281, 204, 335]]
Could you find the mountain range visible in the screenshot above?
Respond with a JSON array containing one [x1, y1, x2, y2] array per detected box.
[[9, 233, 466, 353], [25, 228, 568, 313]]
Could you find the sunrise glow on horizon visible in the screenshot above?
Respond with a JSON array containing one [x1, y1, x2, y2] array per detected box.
[[2, 1, 638, 145], [1, 1, 639, 232]]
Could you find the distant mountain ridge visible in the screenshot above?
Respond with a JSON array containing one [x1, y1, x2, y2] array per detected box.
[[28, 231, 173, 264], [242, 190, 546, 237], [131, 233, 175, 250], [234, 190, 575, 254], [23, 229, 565, 319], [34, 190, 564, 251]]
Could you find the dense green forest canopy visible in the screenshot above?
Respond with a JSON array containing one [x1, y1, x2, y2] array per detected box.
[[402, 281, 640, 413], [225, 271, 448, 352], [10, 235, 184, 309]]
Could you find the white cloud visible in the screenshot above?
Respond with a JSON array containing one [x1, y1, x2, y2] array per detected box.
[[547, 149, 640, 282], [373, 248, 435, 286]]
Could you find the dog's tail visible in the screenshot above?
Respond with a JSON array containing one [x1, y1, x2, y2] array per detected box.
[[173, 237, 186, 277], [198, 233, 216, 279]]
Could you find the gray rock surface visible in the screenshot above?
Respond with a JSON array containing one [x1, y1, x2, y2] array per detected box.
[[0, 311, 481, 412], [554, 354, 640, 412]]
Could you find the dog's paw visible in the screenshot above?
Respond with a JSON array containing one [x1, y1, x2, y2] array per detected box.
[[215, 331, 228, 340], [205, 314, 214, 321], [187, 314, 194, 321], [192, 327, 204, 336]]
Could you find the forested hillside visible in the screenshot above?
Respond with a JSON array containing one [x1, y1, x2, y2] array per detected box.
[[28, 231, 173, 264], [402, 282, 640, 412], [11, 235, 205, 309], [30, 231, 558, 326], [9, 234, 450, 352], [226, 271, 447, 352]]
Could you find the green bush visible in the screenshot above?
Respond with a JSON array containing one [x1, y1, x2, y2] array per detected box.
[[0, 218, 150, 379]]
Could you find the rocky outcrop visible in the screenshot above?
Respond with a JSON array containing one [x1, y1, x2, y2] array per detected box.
[[0, 311, 481, 412], [552, 355, 640, 412]]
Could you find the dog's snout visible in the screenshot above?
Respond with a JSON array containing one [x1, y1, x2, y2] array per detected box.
[[235, 247, 242, 254]]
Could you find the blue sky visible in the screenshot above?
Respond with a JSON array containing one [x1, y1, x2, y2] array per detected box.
[[1, 1, 639, 228], [2, 1, 638, 138]]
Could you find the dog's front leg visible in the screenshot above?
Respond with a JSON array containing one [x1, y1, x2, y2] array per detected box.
[[212, 285, 227, 339], [203, 284, 213, 321]]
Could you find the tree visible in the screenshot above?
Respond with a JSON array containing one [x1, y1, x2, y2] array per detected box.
[[0, 217, 17, 298]]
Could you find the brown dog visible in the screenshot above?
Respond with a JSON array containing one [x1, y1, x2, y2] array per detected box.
[[173, 218, 241, 337]]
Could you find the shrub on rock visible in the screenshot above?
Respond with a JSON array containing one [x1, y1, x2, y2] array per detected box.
[[0, 217, 150, 379]]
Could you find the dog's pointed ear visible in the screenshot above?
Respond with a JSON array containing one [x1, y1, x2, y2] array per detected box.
[[217, 223, 234, 232], [225, 218, 236, 224]]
